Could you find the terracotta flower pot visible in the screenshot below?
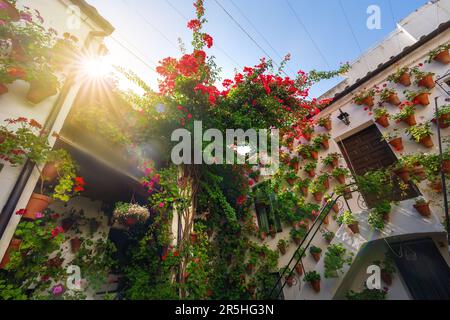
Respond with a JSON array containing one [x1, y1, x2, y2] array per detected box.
[[443, 160, 450, 173], [362, 96, 374, 108], [26, 81, 58, 105], [415, 93, 430, 106], [287, 178, 296, 186], [348, 223, 359, 234], [0, 0, 20, 21], [394, 167, 411, 183], [311, 151, 319, 160], [303, 133, 311, 141], [403, 114, 417, 126], [310, 280, 321, 293], [387, 93, 401, 106], [331, 158, 339, 168], [414, 202, 431, 217], [307, 169, 316, 178], [323, 214, 330, 225], [311, 252, 321, 262], [269, 229, 276, 239], [433, 50, 450, 64], [0, 83, 8, 95], [313, 192, 323, 202], [375, 115, 390, 128], [418, 75, 435, 89], [419, 135, 434, 148], [301, 187, 308, 197], [70, 238, 81, 253], [323, 177, 330, 190], [389, 137, 404, 151], [381, 271, 393, 286], [412, 166, 426, 181], [0, 238, 21, 269], [382, 213, 390, 222], [321, 139, 329, 150], [332, 203, 340, 213], [293, 237, 302, 246], [278, 246, 287, 255], [291, 162, 300, 172], [24, 193, 53, 220], [41, 162, 59, 182], [429, 180, 442, 193], [295, 264, 303, 276], [437, 114, 449, 129], [322, 119, 332, 131], [285, 275, 295, 287], [190, 233, 198, 244], [398, 73, 411, 86]]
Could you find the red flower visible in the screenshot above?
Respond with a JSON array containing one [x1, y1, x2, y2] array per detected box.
[[177, 54, 199, 77], [16, 209, 27, 216], [193, 50, 206, 64], [203, 33, 213, 48], [187, 19, 201, 31], [29, 119, 42, 129], [51, 226, 64, 238], [236, 195, 246, 206], [8, 67, 26, 79], [75, 177, 85, 185]]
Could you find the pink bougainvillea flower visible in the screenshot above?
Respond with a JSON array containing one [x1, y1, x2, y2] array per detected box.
[[52, 284, 64, 296], [248, 179, 255, 187], [236, 195, 246, 206], [159, 202, 165, 208], [35, 212, 44, 219]]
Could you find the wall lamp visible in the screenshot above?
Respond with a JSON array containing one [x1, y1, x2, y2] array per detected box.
[[337, 108, 351, 126]]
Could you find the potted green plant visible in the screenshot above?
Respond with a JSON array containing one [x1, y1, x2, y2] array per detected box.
[[317, 173, 330, 190], [392, 160, 411, 184], [290, 156, 300, 172], [284, 270, 296, 287], [309, 245, 322, 262], [334, 184, 352, 200], [317, 115, 332, 131], [387, 67, 410, 86], [413, 197, 431, 217], [381, 130, 404, 151], [391, 104, 416, 126], [346, 287, 388, 300], [373, 108, 390, 128], [309, 179, 326, 202], [354, 89, 375, 108], [332, 167, 349, 184], [338, 211, 359, 234], [304, 161, 317, 178], [433, 105, 450, 129], [304, 271, 321, 293], [321, 230, 335, 244], [302, 125, 315, 141], [324, 244, 352, 278], [290, 226, 307, 245], [410, 66, 435, 89], [368, 201, 391, 231], [0, 238, 22, 269], [297, 144, 312, 159], [426, 43, 450, 64], [246, 256, 258, 274], [285, 170, 298, 186], [405, 123, 434, 148], [404, 89, 431, 106], [296, 178, 311, 197], [322, 152, 341, 169], [294, 251, 306, 275], [277, 239, 289, 255], [312, 133, 331, 150], [380, 88, 400, 106], [113, 202, 150, 227]]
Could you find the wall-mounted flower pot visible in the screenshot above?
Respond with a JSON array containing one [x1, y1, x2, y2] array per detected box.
[[41, 162, 59, 182], [313, 192, 323, 202], [387, 93, 401, 106], [335, 174, 346, 185], [413, 202, 431, 217], [311, 151, 319, 160], [323, 177, 330, 190], [403, 114, 417, 126], [311, 252, 321, 262], [348, 223, 359, 234], [0, 83, 8, 95], [412, 166, 426, 181], [26, 81, 58, 105], [419, 135, 434, 148], [415, 93, 430, 106], [287, 178, 296, 186], [375, 115, 390, 128], [418, 75, 435, 89], [434, 50, 450, 64], [0, 0, 20, 21], [278, 245, 287, 255], [331, 158, 339, 168], [394, 167, 411, 183], [388, 137, 404, 151], [285, 275, 295, 287], [295, 264, 303, 276], [321, 139, 330, 150], [291, 162, 300, 172], [25, 193, 53, 220], [190, 233, 198, 244], [70, 238, 81, 253], [293, 236, 302, 246], [322, 214, 330, 225], [0, 238, 21, 269], [433, 114, 449, 129], [398, 73, 411, 86], [381, 271, 393, 286], [443, 160, 450, 173], [429, 180, 442, 193], [303, 133, 311, 141], [321, 119, 332, 131], [307, 170, 316, 178], [269, 229, 276, 239], [331, 203, 340, 214], [310, 280, 321, 293], [300, 187, 308, 197]]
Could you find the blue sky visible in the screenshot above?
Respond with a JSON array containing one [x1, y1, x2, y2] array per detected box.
[[87, 0, 429, 97]]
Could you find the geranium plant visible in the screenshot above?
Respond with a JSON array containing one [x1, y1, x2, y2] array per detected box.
[[405, 123, 434, 148], [324, 244, 352, 278], [391, 104, 416, 126], [332, 167, 349, 184], [387, 67, 410, 86], [373, 107, 390, 127], [322, 152, 341, 168], [379, 88, 400, 106], [353, 89, 375, 107], [403, 89, 431, 106], [312, 133, 331, 150], [409, 65, 435, 89], [426, 43, 450, 64]]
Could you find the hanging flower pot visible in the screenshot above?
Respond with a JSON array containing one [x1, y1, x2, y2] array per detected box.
[[323, 177, 330, 190], [287, 178, 296, 186], [398, 73, 411, 86], [311, 151, 319, 160], [321, 139, 329, 150], [443, 160, 450, 173], [0, 83, 8, 95], [0, 238, 21, 269], [381, 271, 393, 286], [394, 167, 411, 183], [310, 280, 320, 292], [26, 81, 58, 105], [362, 96, 374, 108], [334, 174, 345, 185], [295, 264, 303, 276], [0, 0, 20, 21], [412, 166, 426, 181], [388, 137, 404, 151], [429, 180, 442, 193], [313, 192, 323, 202], [331, 203, 340, 213], [323, 214, 330, 225], [415, 93, 430, 106], [403, 114, 417, 126], [418, 75, 435, 89], [435, 113, 449, 129], [301, 187, 308, 197], [387, 93, 401, 106], [307, 169, 316, 178], [269, 228, 276, 239], [259, 232, 267, 241], [419, 135, 434, 148], [24, 193, 53, 220], [433, 50, 450, 64], [70, 237, 81, 253], [375, 115, 390, 128], [348, 223, 359, 234], [413, 200, 431, 217], [41, 162, 59, 182]]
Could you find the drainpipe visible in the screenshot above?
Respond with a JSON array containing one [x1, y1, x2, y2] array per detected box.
[[0, 30, 109, 241]]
